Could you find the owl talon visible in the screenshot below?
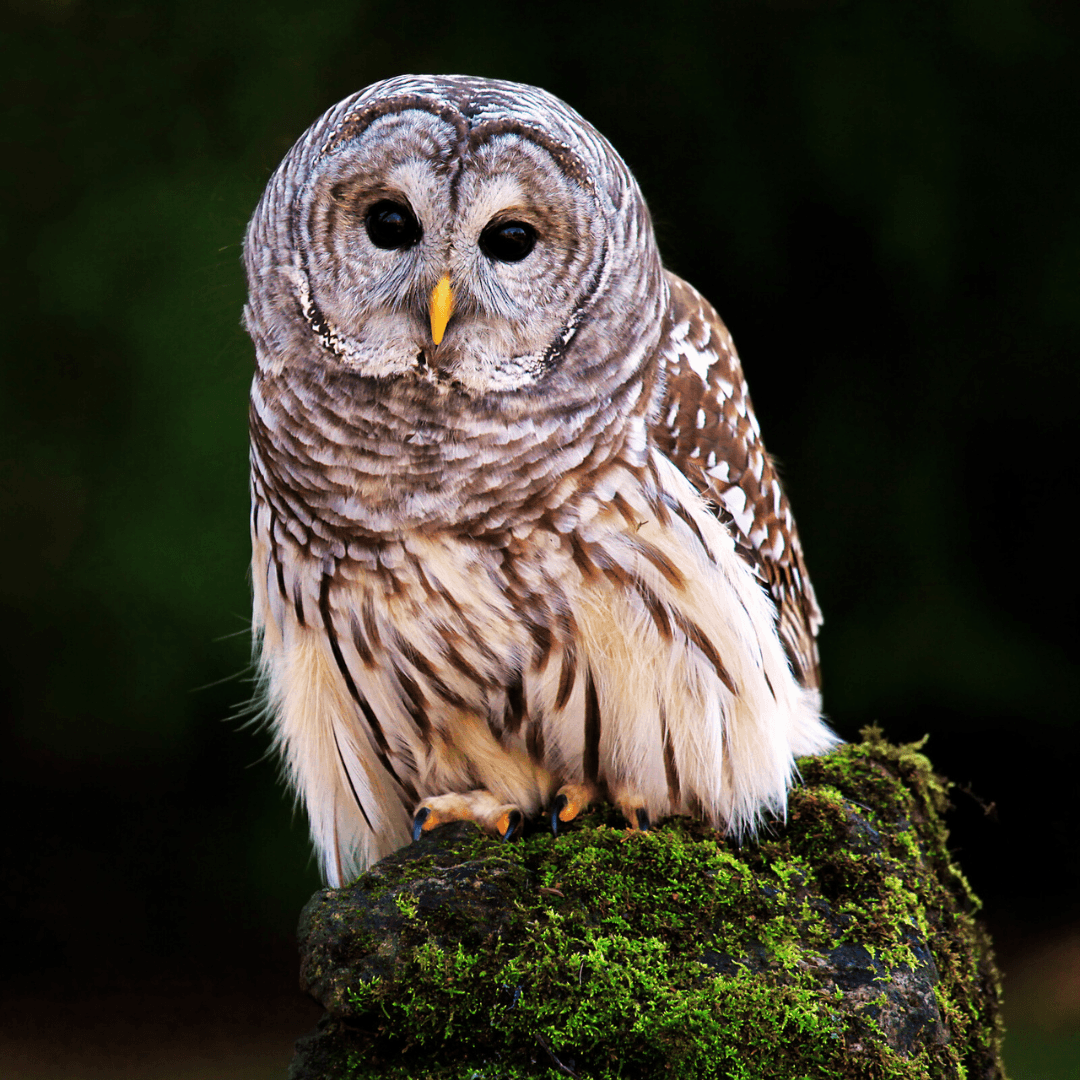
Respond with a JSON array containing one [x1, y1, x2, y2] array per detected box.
[[549, 783, 597, 835], [549, 793, 569, 836], [616, 794, 650, 832], [499, 808, 524, 841], [411, 807, 432, 841]]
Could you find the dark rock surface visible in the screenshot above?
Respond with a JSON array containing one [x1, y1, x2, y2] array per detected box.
[[288, 729, 1004, 1079]]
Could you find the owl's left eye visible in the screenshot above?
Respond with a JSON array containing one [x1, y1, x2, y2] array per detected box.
[[479, 220, 537, 262], [366, 200, 422, 250]]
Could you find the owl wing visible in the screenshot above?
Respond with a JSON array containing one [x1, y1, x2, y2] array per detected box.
[[652, 272, 822, 691]]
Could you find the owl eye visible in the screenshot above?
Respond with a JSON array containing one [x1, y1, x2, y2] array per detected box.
[[366, 200, 422, 250], [479, 220, 536, 262]]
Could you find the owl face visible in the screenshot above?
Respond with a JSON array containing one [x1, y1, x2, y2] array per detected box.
[[305, 108, 607, 394], [247, 77, 667, 403]]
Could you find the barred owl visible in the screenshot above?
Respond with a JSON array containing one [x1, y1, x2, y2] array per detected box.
[[245, 75, 837, 887]]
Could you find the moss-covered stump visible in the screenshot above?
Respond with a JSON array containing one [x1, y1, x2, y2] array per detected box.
[[289, 729, 1004, 1079]]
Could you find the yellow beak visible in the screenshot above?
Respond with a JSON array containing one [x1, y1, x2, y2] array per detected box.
[[429, 273, 454, 345]]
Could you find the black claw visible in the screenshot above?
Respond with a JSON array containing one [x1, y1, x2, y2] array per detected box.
[[637, 807, 650, 833], [549, 793, 569, 836], [411, 807, 430, 842], [502, 809, 524, 842]]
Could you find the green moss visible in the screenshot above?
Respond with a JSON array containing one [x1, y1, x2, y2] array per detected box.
[[394, 890, 420, 920], [291, 730, 1005, 1080]]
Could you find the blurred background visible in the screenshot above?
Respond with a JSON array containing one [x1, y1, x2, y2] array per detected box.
[[2, 0, 1077, 1075]]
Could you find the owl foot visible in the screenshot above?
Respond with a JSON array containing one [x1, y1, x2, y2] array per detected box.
[[411, 790, 524, 843], [610, 783, 651, 832], [549, 784, 651, 835], [618, 802, 650, 832], [549, 782, 600, 835]]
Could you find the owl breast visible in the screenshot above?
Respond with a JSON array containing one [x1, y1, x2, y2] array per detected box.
[[252, 431, 825, 882]]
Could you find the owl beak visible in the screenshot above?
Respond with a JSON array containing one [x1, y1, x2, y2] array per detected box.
[[429, 273, 455, 346]]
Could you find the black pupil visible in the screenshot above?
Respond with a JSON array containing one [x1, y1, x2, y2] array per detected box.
[[480, 221, 536, 262], [366, 200, 421, 250]]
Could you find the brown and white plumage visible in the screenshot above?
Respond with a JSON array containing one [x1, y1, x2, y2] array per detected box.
[[655, 275, 823, 690], [244, 75, 837, 886]]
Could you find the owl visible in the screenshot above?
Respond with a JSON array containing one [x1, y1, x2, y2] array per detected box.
[[245, 75, 837, 887]]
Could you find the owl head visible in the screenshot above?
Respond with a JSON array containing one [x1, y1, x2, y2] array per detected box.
[[245, 76, 670, 533]]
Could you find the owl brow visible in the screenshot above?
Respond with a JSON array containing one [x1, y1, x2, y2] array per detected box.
[[325, 178, 419, 209], [465, 120, 593, 190], [319, 96, 469, 161]]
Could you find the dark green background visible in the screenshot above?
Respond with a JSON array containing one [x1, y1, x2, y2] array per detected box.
[[2, 0, 1077, 1072]]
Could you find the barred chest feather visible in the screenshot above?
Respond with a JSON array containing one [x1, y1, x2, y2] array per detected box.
[[252, 445, 827, 885]]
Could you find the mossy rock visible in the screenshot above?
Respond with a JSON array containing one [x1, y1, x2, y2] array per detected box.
[[289, 728, 1004, 1079]]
